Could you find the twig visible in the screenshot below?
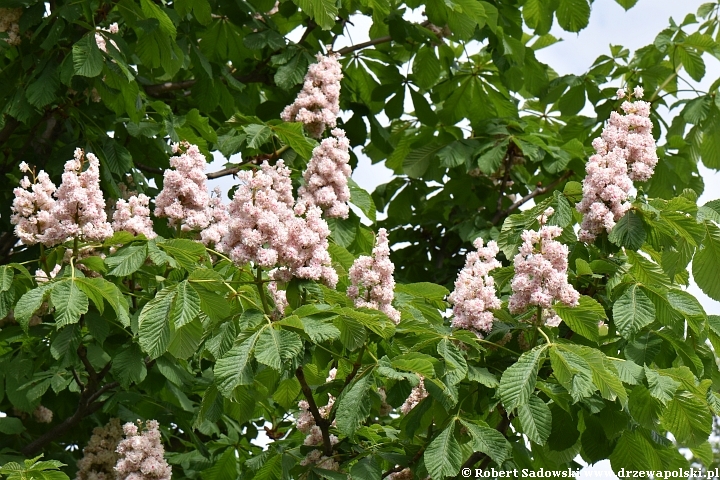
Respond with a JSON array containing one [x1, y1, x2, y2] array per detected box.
[[495, 144, 514, 218], [133, 162, 164, 175], [491, 171, 574, 225], [71, 367, 85, 392], [295, 366, 333, 456], [206, 166, 240, 179]]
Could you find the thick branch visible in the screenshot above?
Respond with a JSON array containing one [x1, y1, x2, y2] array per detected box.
[[295, 366, 333, 456], [22, 399, 105, 456], [0, 117, 19, 146], [491, 171, 574, 226], [206, 166, 240, 179]]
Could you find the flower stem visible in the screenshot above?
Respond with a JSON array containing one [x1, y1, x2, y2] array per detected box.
[[256, 266, 270, 315]]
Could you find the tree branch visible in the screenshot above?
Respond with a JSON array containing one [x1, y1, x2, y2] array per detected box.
[[133, 162, 164, 175], [295, 366, 333, 456], [491, 171, 574, 226], [206, 166, 240, 179]]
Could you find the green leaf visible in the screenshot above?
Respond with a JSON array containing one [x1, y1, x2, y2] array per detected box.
[[459, 419, 511, 464], [424, 421, 462, 479], [614, 0, 638, 10], [255, 328, 303, 371], [244, 124, 274, 149], [556, 0, 590, 32], [348, 178, 377, 223], [335, 374, 373, 437], [138, 287, 176, 359], [111, 344, 147, 389], [350, 458, 382, 480], [140, 0, 177, 38], [0, 265, 12, 292], [554, 295, 605, 342], [214, 334, 258, 396], [160, 239, 206, 271], [498, 345, 548, 411], [14, 284, 52, 331], [693, 223, 720, 301], [609, 210, 646, 250], [300, 317, 341, 343], [517, 395, 552, 445], [550, 346, 595, 402], [403, 142, 444, 178], [273, 377, 301, 409], [609, 430, 663, 472], [413, 46, 441, 89], [75, 277, 131, 327], [661, 391, 713, 447], [644, 367, 680, 405], [613, 284, 655, 338], [171, 280, 201, 327], [168, 318, 203, 359], [677, 46, 706, 81], [272, 122, 316, 159], [0, 417, 25, 434], [437, 338, 467, 386], [72, 35, 103, 77], [105, 245, 147, 276], [293, 0, 338, 29], [561, 343, 628, 406], [51, 279, 89, 328]]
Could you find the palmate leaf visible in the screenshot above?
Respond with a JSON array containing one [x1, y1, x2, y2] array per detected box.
[[644, 366, 680, 405], [14, 284, 53, 331], [72, 34, 103, 77], [213, 333, 258, 396], [560, 343, 628, 406], [105, 245, 147, 276], [424, 421, 462, 479], [293, 0, 338, 29], [171, 280, 201, 327], [549, 346, 595, 402], [498, 345, 548, 411], [335, 374, 373, 437]]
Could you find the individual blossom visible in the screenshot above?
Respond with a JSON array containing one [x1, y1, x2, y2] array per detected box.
[[576, 87, 657, 241], [11, 166, 59, 245], [36, 265, 62, 283], [154, 142, 212, 233], [219, 160, 337, 287], [95, 22, 119, 53], [346, 228, 400, 323], [280, 51, 343, 138], [0, 8, 22, 46], [298, 128, 351, 219], [508, 208, 580, 327], [199, 187, 229, 246], [267, 281, 288, 319], [44, 149, 114, 246], [76, 418, 124, 480], [448, 238, 502, 338], [115, 420, 171, 480], [112, 194, 156, 239], [400, 376, 428, 415], [33, 405, 53, 423]]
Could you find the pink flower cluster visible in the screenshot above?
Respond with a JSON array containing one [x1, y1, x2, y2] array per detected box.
[[48, 149, 114, 245], [508, 208, 579, 326], [448, 238, 502, 338], [115, 420, 171, 480], [95, 22, 119, 53], [76, 418, 124, 480], [154, 143, 213, 231], [577, 87, 657, 241], [112, 194, 156, 239], [33, 405, 53, 423], [199, 187, 229, 246], [298, 128, 351, 219], [400, 376, 428, 414], [347, 229, 401, 324], [219, 160, 337, 287], [12, 164, 58, 245], [281, 52, 343, 138], [0, 8, 22, 46]]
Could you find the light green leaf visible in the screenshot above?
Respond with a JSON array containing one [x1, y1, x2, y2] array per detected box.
[[244, 124, 274, 149], [437, 338, 467, 386], [424, 421, 462, 479], [348, 178, 377, 223], [272, 122, 316, 159], [336, 374, 373, 437], [613, 284, 655, 338], [517, 395, 552, 445], [255, 328, 303, 371], [293, 0, 338, 29], [556, 0, 590, 32], [140, 0, 177, 38], [171, 280, 201, 327], [459, 419, 511, 464], [661, 391, 713, 447], [550, 347, 595, 402], [51, 279, 89, 328], [498, 345, 548, 411], [214, 334, 258, 396], [609, 430, 663, 472], [273, 377, 301, 409], [14, 284, 52, 331], [138, 287, 176, 359], [554, 295, 605, 342], [644, 366, 680, 405], [105, 245, 147, 276], [72, 35, 103, 77], [693, 222, 720, 301], [609, 210, 646, 250]]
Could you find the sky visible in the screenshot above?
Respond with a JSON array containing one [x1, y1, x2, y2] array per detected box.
[[206, 0, 720, 473]]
